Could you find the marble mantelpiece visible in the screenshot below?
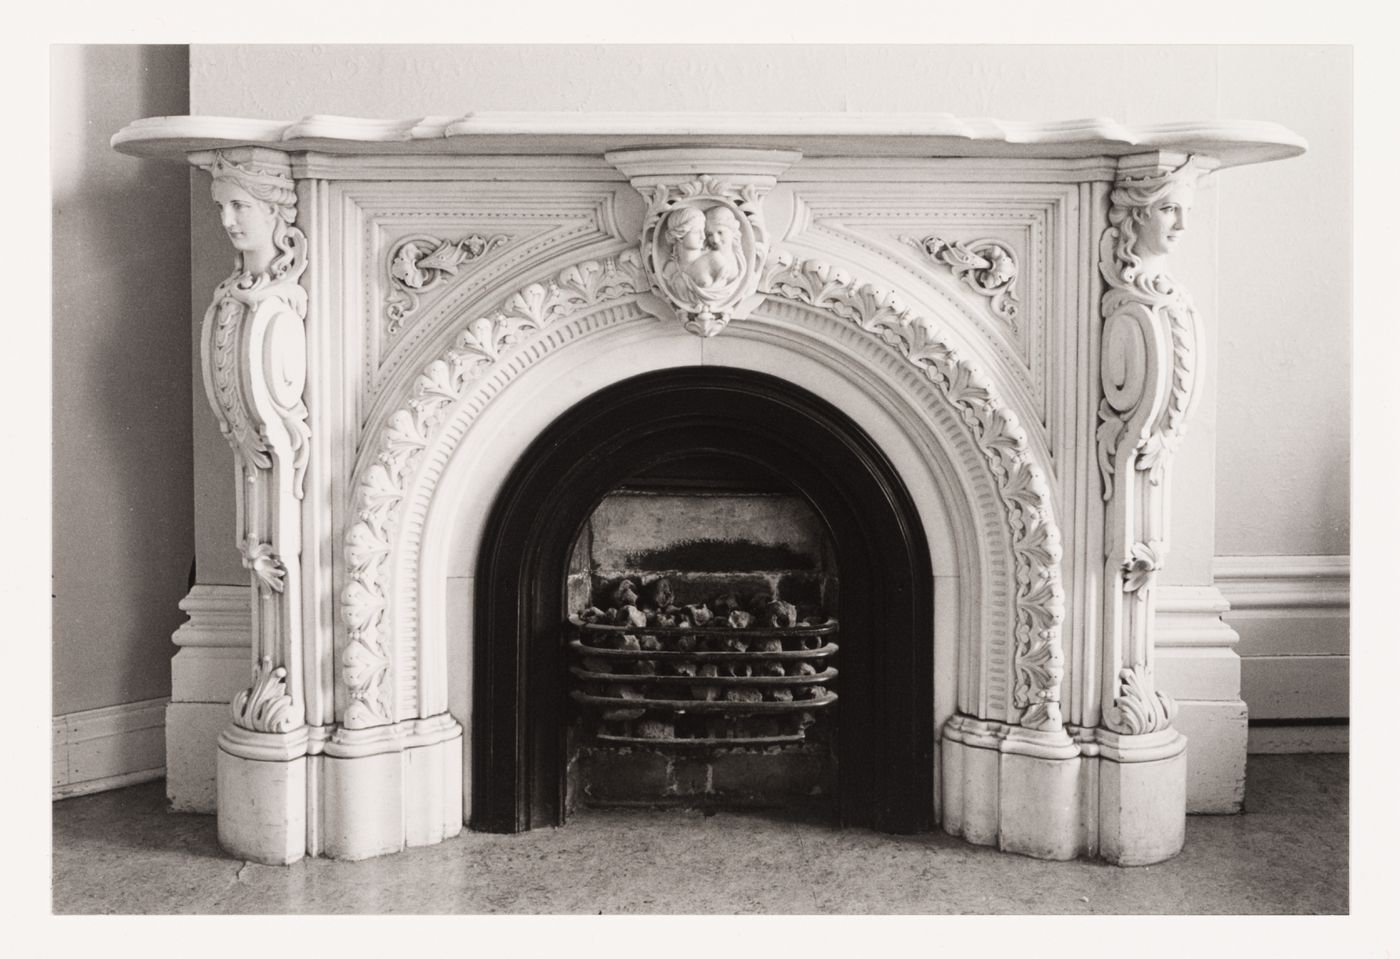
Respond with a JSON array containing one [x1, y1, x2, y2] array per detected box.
[[114, 113, 1304, 864]]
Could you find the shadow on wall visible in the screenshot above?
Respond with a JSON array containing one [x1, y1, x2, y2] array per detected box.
[[51, 44, 195, 715]]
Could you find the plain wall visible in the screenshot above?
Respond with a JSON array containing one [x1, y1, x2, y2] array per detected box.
[[184, 43, 1350, 582], [52, 45, 193, 714]]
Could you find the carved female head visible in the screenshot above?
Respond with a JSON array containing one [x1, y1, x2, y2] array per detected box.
[[1108, 157, 1206, 283], [207, 153, 298, 279], [664, 206, 707, 258]]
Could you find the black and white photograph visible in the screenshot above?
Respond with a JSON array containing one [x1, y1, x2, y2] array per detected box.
[[21, 5, 1397, 951]]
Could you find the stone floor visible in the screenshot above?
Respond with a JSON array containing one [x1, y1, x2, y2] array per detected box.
[[51, 753, 1347, 915]]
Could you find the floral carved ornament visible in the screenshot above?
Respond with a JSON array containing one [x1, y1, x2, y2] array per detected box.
[[342, 249, 1067, 733]]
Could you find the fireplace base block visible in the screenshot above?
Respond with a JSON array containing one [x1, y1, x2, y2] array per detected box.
[[941, 716, 1187, 865], [216, 727, 310, 865], [1095, 731, 1188, 866], [216, 715, 464, 864]]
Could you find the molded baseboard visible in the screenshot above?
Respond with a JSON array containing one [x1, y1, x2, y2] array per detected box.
[[53, 698, 168, 799], [1216, 555, 1349, 725]]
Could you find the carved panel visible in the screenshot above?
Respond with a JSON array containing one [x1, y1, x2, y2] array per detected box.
[[343, 250, 1065, 732]]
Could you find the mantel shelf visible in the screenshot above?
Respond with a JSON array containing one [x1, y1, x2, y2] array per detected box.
[[112, 112, 1306, 169]]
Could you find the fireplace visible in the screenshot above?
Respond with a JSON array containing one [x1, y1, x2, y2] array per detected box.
[[112, 112, 1305, 866], [473, 367, 932, 832]]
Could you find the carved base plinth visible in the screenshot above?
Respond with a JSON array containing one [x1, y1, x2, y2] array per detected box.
[[217, 725, 310, 865], [215, 714, 464, 863], [1092, 728, 1188, 866], [941, 715, 1187, 865], [319, 715, 464, 860]]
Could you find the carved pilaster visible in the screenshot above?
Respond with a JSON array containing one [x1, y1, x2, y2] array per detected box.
[[1097, 153, 1214, 735], [606, 148, 799, 337], [194, 147, 309, 734]]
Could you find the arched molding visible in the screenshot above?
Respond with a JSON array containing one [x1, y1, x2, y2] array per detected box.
[[341, 250, 1067, 734]]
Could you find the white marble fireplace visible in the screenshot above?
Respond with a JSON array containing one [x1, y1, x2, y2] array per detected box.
[[114, 112, 1303, 865]]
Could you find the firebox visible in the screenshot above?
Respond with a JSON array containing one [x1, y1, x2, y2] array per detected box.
[[471, 368, 934, 834], [566, 458, 841, 809]]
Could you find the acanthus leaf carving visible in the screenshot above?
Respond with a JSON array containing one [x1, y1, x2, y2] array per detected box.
[[763, 251, 1065, 732], [901, 234, 1021, 328], [386, 232, 511, 334], [1103, 666, 1178, 736], [231, 655, 299, 734]]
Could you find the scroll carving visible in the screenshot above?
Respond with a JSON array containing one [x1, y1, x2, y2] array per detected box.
[[901, 235, 1020, 327], [764, 253, 1065, 731], [1097, 155, 1210, 735], [197, 148, 309, 735], [639, 176, 772, 337], [385, 232, 511, 334]]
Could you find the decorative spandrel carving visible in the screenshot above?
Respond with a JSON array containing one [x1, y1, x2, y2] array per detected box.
[[342, 253, 648, 728], [385, 232, 511, 334], [763, 253, 1065, 732], [901, 234, 1021, 328], [196, 147, 309, 735], [640, 176, 770, 337], [1097, 154, 1212, 736]]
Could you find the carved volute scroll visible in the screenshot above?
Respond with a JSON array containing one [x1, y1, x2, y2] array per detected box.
[[1097, 153, 1214, 735], [195, 147, 309, 735], [606, 149, 799, 337]]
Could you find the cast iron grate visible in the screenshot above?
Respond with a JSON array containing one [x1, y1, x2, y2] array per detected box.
[[568, 613, 838, 746]]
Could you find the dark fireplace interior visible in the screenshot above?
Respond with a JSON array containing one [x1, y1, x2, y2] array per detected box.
[[564, 455, 841, 811], [472, 368, 935, 836]]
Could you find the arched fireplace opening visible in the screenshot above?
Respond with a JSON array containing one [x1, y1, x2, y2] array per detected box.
[[472, 367, 934, 835]]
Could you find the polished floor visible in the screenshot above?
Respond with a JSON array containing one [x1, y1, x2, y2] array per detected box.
[[52, 753, 1347, 915]]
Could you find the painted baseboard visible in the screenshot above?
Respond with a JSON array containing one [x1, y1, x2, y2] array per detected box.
[[1216, 555, 1349, 725], [53, 697, 168, 800], [1214, 555, 1350, 611]]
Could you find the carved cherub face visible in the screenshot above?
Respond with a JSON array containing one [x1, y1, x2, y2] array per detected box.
[[1136, 181, 1196, 259], [212, 178, 278, 263]]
